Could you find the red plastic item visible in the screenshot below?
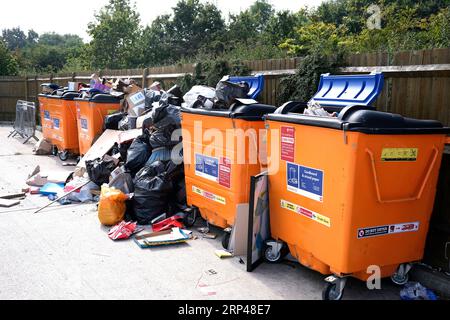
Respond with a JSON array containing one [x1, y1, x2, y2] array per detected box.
[[152, 215, 184, 233], [108, 221, 137, 240]]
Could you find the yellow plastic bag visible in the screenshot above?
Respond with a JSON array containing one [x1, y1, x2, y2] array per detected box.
[[98, 185, 129, 226]]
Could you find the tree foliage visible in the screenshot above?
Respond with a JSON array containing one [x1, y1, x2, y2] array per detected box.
[[86, 0, 141, 69], [0, 40, 18, 75]]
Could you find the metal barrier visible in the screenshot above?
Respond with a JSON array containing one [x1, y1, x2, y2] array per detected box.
[[8, 100, 39, 144]]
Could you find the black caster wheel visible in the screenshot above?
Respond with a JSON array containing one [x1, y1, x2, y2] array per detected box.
[[263, 242, 288, 263], [322, 282, 344, 300], [182, 208, 197, 228], [52, 146, 58, 156], [391, 272, 409, 285], [222, 232, 231, 249], [58, 151, 69, 161]]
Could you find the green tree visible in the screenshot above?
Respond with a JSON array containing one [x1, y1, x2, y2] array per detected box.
[[0, 40, 18, 75], [86, 0, 141, 69], [1, 27, 28, 51]]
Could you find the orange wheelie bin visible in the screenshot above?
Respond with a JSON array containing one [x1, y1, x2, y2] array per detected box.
[[75, 94, 121, 156], [38, 93, 52, 141], [264, 72, 450, 299], [45, 91, 80, 160], [182, 101, 276, 248]]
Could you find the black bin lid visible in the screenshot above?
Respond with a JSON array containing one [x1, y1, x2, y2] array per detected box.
[[266, 105, 450, 135], [62, 91, 79, 100], [89, 94, 121, 103], [181, 102, 276, 121]]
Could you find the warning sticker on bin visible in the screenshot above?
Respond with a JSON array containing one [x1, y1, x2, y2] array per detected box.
[[192, 186, 226, 205], [287, 163, 324, 202], [281, 199, 330, 227], [381, 148, 418, 161], [357, 222, 419, 239], [44, 111, 50, 120], [195, 154, 232, 188], [281, 126, 295, 162]]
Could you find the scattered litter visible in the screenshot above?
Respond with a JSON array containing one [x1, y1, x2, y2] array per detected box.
[[108, 221, 138, 241], [64, 177, 98, 203], [152, 215, 184, 233], [134, 228, 190, 248], [39, 183, 65, 196], [32, 139, 52, 155], [215, 250, 233, 259], [202, 233, 217, 239], [205, 269, 218, 276], [0, 192, 26, 199], [400, 282, 438, 300], [0, 199, 20, 208]]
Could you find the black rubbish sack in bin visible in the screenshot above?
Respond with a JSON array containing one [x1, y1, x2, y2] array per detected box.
[[149, 104, 181, 149], [104, 112, 126, 130], [125, 134, 152, 176], [86, 157, 118, 186], [215, 79, 249, 108], [132, 161, 171, 225]]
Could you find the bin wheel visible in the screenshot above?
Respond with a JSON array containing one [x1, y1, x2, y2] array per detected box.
[[222, 232, 231, 249], [52, 146, 58, 156], [264, 244, 281, 263], [182, 208, 197, 228], [322, 282, 344, 301], [58, 151, 69, 161], [391, 272, 409, 286]]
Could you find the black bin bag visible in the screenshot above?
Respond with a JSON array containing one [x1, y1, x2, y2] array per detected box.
[[125, 134, 152, 176], [86, 157, 117, 186]]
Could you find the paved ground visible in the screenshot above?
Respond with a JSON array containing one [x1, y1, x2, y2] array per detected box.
[[0, 126, 400, 300]]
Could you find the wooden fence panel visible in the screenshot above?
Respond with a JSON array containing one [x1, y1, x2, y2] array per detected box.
[[1, 48, 450, 124]]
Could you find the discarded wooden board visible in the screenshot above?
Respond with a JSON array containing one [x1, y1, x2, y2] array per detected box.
[[76, 129, 141, 169], [77, 130, 122, 169], [0, 192, 26, 199], [0, 199, 20, 208]]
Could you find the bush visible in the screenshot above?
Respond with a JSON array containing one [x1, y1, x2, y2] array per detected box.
[[177, 59, 251, 93], [277, 51, 344, 105]]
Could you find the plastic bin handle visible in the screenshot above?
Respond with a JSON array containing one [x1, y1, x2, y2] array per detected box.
[[366, 146, 439, 204]]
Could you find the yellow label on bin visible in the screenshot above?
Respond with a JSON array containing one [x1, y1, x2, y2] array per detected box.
[[192, 186, 226, 205], [281, 199, 331, 228], [381, 148, 418, 162]]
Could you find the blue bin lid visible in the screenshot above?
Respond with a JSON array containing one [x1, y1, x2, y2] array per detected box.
[[310, 72, 384, 108], [227, 74, 265, 100]]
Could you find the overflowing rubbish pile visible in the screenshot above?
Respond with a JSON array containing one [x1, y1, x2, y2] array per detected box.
[[29, 74, 256, 247]]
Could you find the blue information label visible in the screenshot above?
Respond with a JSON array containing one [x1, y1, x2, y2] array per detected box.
[[287, 162, 324, 202], [80, 118, 88, 130], [44, 111, 50, 120], [195, 154, 219, 182], [53, 118, 60, 129]]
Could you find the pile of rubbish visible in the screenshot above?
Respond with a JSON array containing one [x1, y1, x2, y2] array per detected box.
[[30, 75, 253, 245]]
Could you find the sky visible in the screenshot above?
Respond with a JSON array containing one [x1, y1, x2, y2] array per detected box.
[[0, 0, 322, 42]]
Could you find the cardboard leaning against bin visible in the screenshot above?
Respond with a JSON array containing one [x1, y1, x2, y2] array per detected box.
[[264, 72, 450, 300]]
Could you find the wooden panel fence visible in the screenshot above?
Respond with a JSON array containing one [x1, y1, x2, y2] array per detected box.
[[1, 48, 450, 127]]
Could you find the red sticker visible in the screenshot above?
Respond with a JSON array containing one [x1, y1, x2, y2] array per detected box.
[[218, 157, 231, 188], [281, 126, 295, 162]]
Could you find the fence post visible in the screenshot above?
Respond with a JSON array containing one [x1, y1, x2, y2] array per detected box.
[[142, 67, 149, 88], [24, 75, 28, 101], [72, 72, 76, 82]]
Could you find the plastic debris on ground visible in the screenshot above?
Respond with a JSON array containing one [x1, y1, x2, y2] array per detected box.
[[215, 250, 233, 259], [64, 176, 99, 203], [152, 215, 184, 233], [108, 221, 139, 241], [400, 282, 438, 300], [39, 183, 65, 196]]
